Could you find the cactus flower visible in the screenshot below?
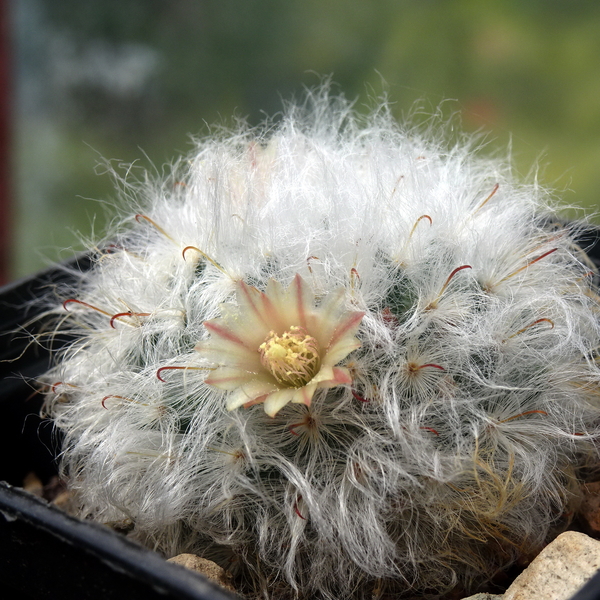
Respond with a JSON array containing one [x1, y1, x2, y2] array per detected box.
[[196, 274, 364, 416]]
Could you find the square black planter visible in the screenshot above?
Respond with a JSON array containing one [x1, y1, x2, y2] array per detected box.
[[2, 239, 600, 600]]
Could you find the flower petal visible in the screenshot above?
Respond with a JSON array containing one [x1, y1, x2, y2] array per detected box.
[[263, 388, 298, 416], [317, 366, 352, 388], [322, 336, 361, 367], [327, 311, 364, 351], [310, 365, 334, 385], [242, 395, 268, 408], [290, 383, 317, 407], [226, 379, 279, 410], [201, 273, 364, 415], [205, 367, 261, 390], [291, 273, 312, 330], [233, 281, 283, 346], [310, 288, 345, 346], [263, 278, 292, 327], [203, 319, 248, 347], [264, 275, 313, 330], [195, 339, 260, 371], [236, 281, 271, 326]]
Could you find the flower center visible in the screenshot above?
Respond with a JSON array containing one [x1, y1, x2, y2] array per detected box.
[[259, 326, 321, 387]]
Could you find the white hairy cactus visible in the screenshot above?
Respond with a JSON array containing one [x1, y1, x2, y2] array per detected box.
[[43, 90, 600, 599]]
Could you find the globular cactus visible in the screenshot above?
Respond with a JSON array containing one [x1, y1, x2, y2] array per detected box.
[[43, 91, 600, 599]]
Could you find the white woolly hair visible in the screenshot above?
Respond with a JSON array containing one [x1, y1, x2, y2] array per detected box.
[[43, 88, 600, 599]]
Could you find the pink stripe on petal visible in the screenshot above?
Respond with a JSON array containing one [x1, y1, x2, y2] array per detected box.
[[332, 366, 352, 384], [238, 281, 271, 328], [316, 367, 352, 389], [311, 289, 345, 346], [205, 369, 256, 390], [243, 395, 268, 408], [204, 321, 248, 347], [291, 384, 317, 407], [327, 311, 365, 349], [260, 292, 285, 330], [293, 274, 309, 329], [310, 365, 334, 384], [249, 279, 288, 331]]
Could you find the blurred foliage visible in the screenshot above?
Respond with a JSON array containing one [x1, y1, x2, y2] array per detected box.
[[12, 0, 600, 277]]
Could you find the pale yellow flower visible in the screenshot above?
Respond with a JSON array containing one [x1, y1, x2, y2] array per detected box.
[[196, 274, 364, 416]]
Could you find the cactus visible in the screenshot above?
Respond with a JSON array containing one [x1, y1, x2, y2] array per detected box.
[[43, 90, 600, 599]]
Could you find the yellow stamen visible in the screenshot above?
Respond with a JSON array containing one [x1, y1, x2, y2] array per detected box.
[[259, 326, 320, 387]]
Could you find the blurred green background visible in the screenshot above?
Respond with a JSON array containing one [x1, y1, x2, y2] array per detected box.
[[11, 0, 600, 278]]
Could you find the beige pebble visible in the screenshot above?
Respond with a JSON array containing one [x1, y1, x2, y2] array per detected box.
[[504, 531, 600, 600], [167, 553, 237, 594], [22, 472, 43, 497]]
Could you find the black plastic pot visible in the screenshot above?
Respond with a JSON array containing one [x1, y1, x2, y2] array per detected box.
[[0, 256, 236, 600], [2, 238, 600, 600], [0, 482, 237, 600]]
